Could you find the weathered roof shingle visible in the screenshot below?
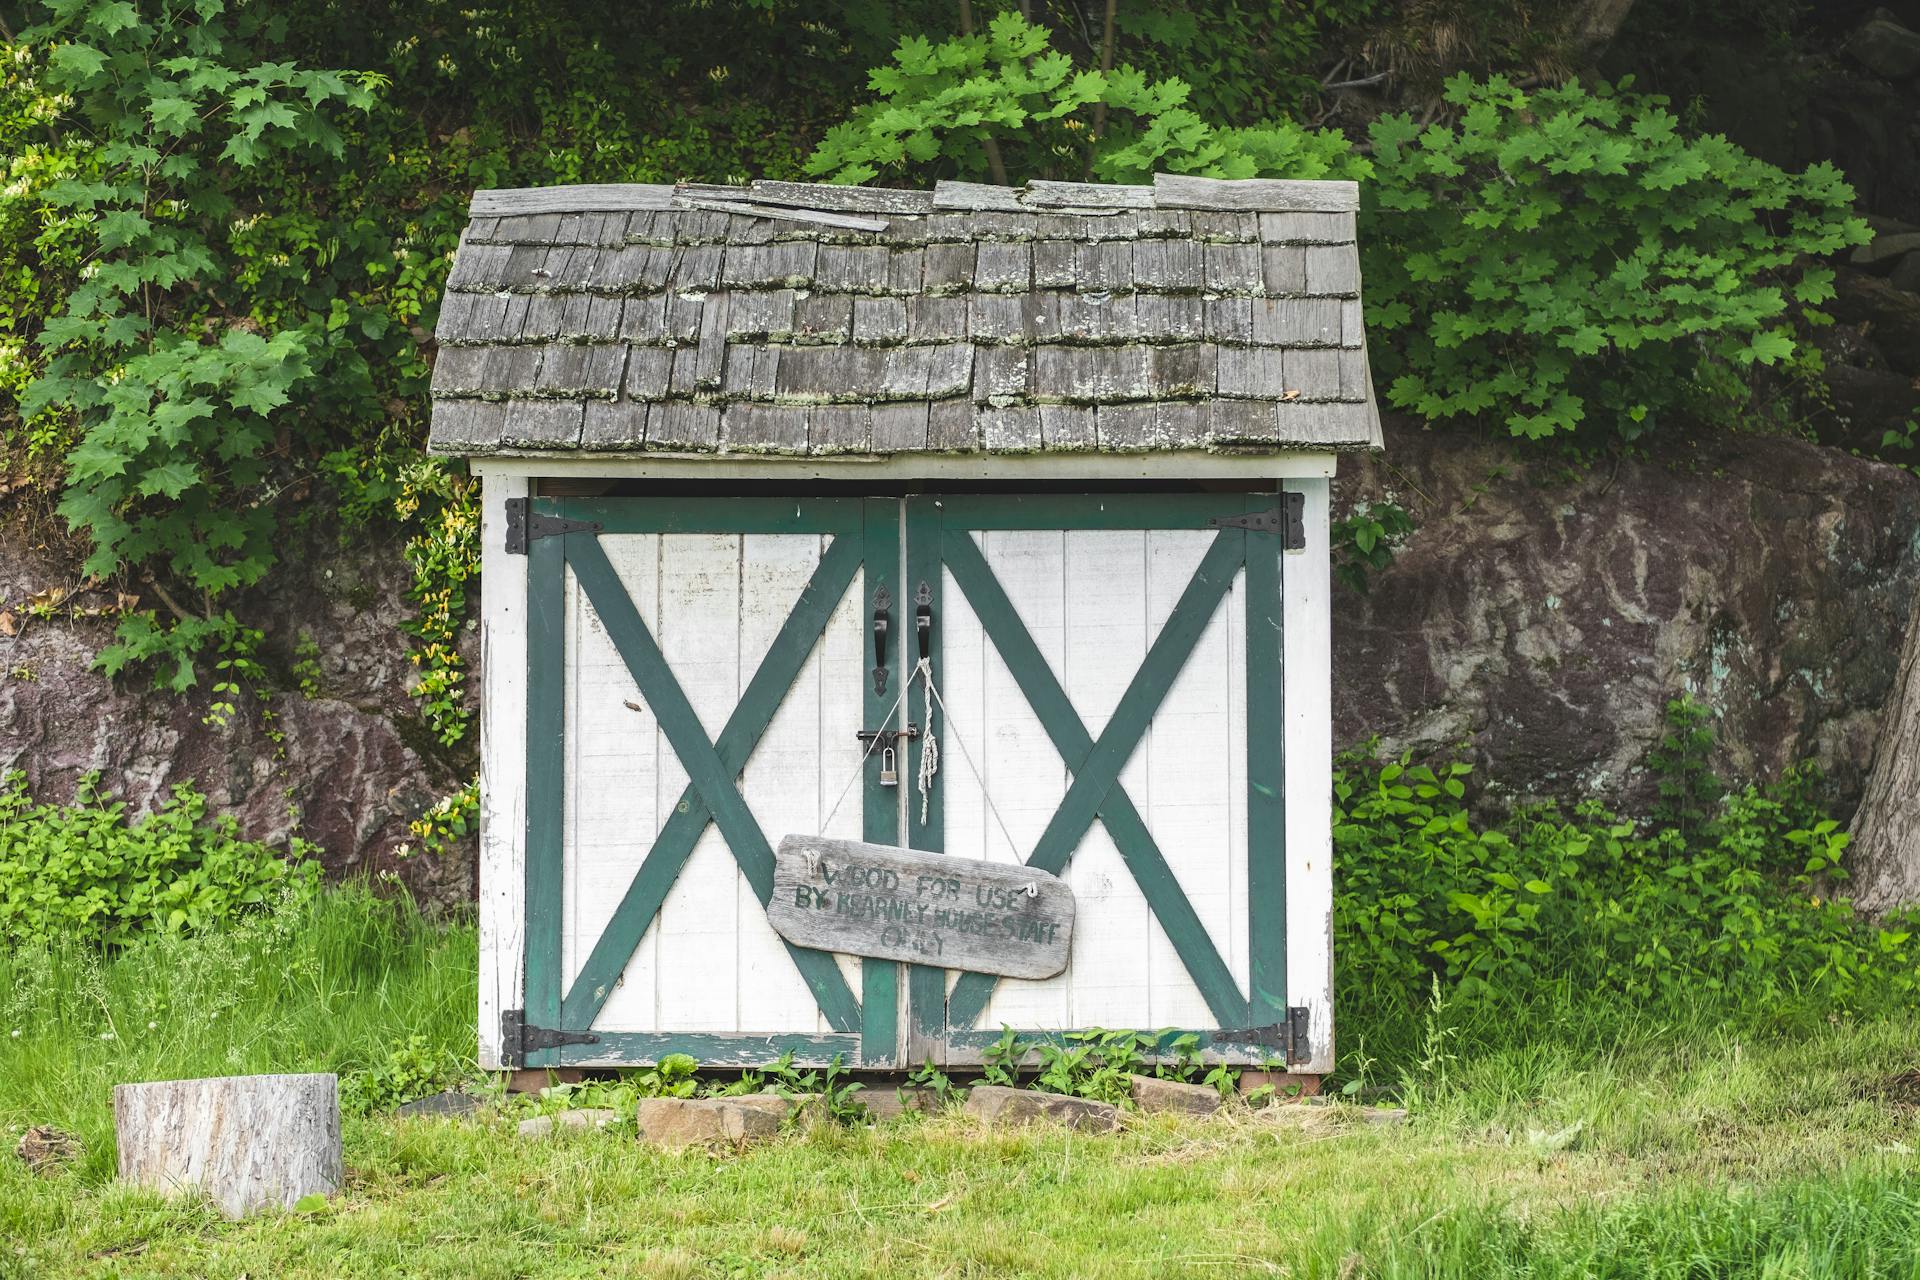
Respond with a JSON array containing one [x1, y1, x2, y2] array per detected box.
[[429, 175, 1382, 457]]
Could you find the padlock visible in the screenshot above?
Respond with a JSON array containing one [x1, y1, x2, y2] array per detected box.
[[879, 745, 899, 787]]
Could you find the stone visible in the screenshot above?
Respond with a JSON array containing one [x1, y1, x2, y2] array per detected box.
[[396, 1090, 483, 1118], [518, 1108, 620, 1137], [1848, 16, 1920, 81], [862, 1087, 939, 1121], [1334, 415, 1920, 819], [1831, 269, 1920, 376], [1127, 1074, 1225, 1116], [961, 1085, 1123, 1132], [1852, 231, 1920, 271], [504, 1068, 586, 1094], [635, 1095, 790, 1150], [114, 1074, 342, 1220], [15, 1125, 82, 1175], [1358, 1106, 1410, 1126], [0, 523, 472, 910], [1891, 252, 1920, 295]]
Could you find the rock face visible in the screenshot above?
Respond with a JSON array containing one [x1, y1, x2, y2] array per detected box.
[[0, 519, 474, 907], [961, 1085, 1124, 1132], [1335, 418, 1920, 816]]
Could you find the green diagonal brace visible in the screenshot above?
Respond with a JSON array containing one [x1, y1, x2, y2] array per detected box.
[[565, 536, 863, 1033], [942, 529, 1251, 1031], [559, 534, 864, 1029]]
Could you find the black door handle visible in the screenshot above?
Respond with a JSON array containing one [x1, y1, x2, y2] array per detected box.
[[915, 579, 932, 662], [872, 584, 891, 695]]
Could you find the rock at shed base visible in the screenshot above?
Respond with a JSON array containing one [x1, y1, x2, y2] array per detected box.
[[397, 1090, 483, 1119], [1126, 1074, 1224, 1116], [1358, 1106, 1410, 1126], [113, 1073, 341, 1219], [15, 1125, 83, 1175], [863, 1087, 939, 1122], [635, 1095, 790, 1150], [961, 1085, 1123, 1132], [518, 1108, 620, 1137]]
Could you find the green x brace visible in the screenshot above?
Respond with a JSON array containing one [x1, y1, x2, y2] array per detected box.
[[939, 527, 1253, 1031], [557, 533, 865, 1033]]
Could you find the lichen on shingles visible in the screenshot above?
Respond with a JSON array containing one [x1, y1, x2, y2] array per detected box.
[[429, 176, 1384, 459]]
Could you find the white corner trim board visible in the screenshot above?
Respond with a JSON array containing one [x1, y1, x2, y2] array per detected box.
[[477, 472, 530, 1069]]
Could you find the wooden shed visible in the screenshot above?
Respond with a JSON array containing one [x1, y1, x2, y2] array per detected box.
[[429, 175, 1383, 1075]]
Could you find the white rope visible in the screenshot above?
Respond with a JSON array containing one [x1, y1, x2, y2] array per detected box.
[[817, 657, 1023, 864], [914, 656, 938, 825]]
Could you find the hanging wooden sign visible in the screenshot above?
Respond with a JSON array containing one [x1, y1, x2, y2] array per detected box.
[[769, 835, 1075, 980]]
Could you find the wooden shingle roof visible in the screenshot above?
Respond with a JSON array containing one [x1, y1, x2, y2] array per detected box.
[[428, 175, 1382, 457]]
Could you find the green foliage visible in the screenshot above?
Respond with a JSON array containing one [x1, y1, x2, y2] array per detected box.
[[1030, 1028, 1153, 1105], [1331, 500, 1415, 593], [18, 0, 377, 684], [0, 771, 319, 947], [339, 1033, 469, 1116], [408, 777, 479, 859], [1648, 694, 1725, 837], [395, 458, 479, 749], [1363, 74, 1870, 441], [806, 12, 1363, 186], [1333, 732, 1917, 1047]]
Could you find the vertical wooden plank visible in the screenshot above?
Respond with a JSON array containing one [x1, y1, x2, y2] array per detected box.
[[1281, 479, 1334, 1070], [738, 533, 834, 1034], [564, 533, 661, 1032], [1246, 491, 1288, 1030], [976, 528, 1072, 1033], [523, 518, 568, 1064], [652, 532, 743, 1033], [903, 497, 945, 1062], [478, 474, 529, 1070], [1060, 528, 1150, 1029], [1143, 530, 1238, 1029], [861, 498, 902, 1065]]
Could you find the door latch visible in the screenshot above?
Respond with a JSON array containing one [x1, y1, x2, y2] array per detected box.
[[871, 584, 891, 695]]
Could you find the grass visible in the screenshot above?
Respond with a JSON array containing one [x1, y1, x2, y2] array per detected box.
[[2, 888, 1919, 1279]]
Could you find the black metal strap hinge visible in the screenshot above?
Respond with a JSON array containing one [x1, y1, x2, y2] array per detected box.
[[1207, 491, 1306, 550], [1242, 1005, 1313, 1064], [504, 498, 603, 555], [500, 1009, 599, 1068]]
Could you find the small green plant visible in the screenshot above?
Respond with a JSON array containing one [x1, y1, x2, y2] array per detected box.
[[903, 1057, 963, 1109], [980, 1025, 1025, 1086], [763, 1051, 866, 1123], [1331, 501, 1415, 594], [406, 777, 478, 858], [340, 1034, 469, 1115], [1033, 1029, 1153, 1105], [0, 771, 319, 946], [291, 631, 323, 699], [1648, 695, 1726, 838]]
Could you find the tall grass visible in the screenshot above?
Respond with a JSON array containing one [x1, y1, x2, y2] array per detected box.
[[0, 884, 474, 1178]]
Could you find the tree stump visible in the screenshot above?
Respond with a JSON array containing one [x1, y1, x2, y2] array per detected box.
[[113, 1073, 342, 1219], [1851, 592, 1920, 913]]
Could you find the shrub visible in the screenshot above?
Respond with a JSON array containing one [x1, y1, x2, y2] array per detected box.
[[1363, 74, 1869, 441], [1333, 733, 1917, 1044], [0, 772, 319, 946]]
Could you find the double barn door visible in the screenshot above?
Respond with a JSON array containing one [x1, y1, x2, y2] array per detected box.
[[502, 489, 1315, 1069]]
